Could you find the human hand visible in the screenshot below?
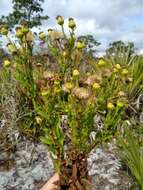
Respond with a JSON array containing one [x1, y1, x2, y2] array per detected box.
[[40, 173, 60, 190]]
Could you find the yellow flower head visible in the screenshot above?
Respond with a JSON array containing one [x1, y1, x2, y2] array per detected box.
[[68, 18, 76, 29], [56, 15, 64, 25], [39, 32, 46, 40], [113, 68, 118, 73], [98, 58, 105, 66], [62, 51, 67, 57], [76, 41, 86, 49], [35, 116, 42, 124], [115, 64, 121, 70], [3, 60, 11, 67], [16, 29, 24, 38], [127, 77, 133, 82], [1, 27, 8, 35], [107, 102, 115, 110], [92, 82, 101, 90], [62, 82, 74, 92], [7, 43, 17, 54], [73, 69, 80, 77], [21, 27, 29, 34], [41, 90, 49, 96], [122, 69, 128, 75], [117, 100, 124, 108]]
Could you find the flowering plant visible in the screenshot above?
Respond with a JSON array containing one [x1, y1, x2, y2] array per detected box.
[[0, 17, 131, 189]]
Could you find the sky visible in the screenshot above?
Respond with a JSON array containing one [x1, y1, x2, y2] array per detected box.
[[0, 0, 143, 54]]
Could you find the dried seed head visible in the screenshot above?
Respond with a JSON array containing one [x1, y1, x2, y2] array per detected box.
[[48, 29, 62, 40], [118, 91, 126, 97], [43, 71, 55, 80], [85, 74, 102, 86], [26, 31, 34, 42], [72, 87, 90, 99], [101, 68, 112, 77]]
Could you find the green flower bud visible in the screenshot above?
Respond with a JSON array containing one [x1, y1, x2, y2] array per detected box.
[[68, 18, 76, 29], [56, 15, 64, 25]]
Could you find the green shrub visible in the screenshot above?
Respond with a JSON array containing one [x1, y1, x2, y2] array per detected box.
[[0, 17, 142, 189]]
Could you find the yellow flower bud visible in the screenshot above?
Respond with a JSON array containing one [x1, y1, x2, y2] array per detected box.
[[107, 102, 115, 110], [39, 32, 46, 40], [68, 18, 76, 29], [73, 69, 80, 77], [21, 27, 29, 34], [76, 41, 86, 49], [3, 60, 11, 67], [62, 82, 74, 92], [54, 80, 60, 85], [113, 68, 118, 73], [48, 29, 53, 36], [92, 82, 101, 90], [62, 51, 67, 57], [127, 77, 133, 82], [7, 44, 17, 54], [122, 69, 128, 75], [98, 58, 105, 66], [1, 27, 8, 35], [41, 90, 49, 96], [115, 64, 121, 70], [117, 100, 124, 108], [16, 30, 24, 38], [56, 15, 64, 25], [35, 116, 42, 124]]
